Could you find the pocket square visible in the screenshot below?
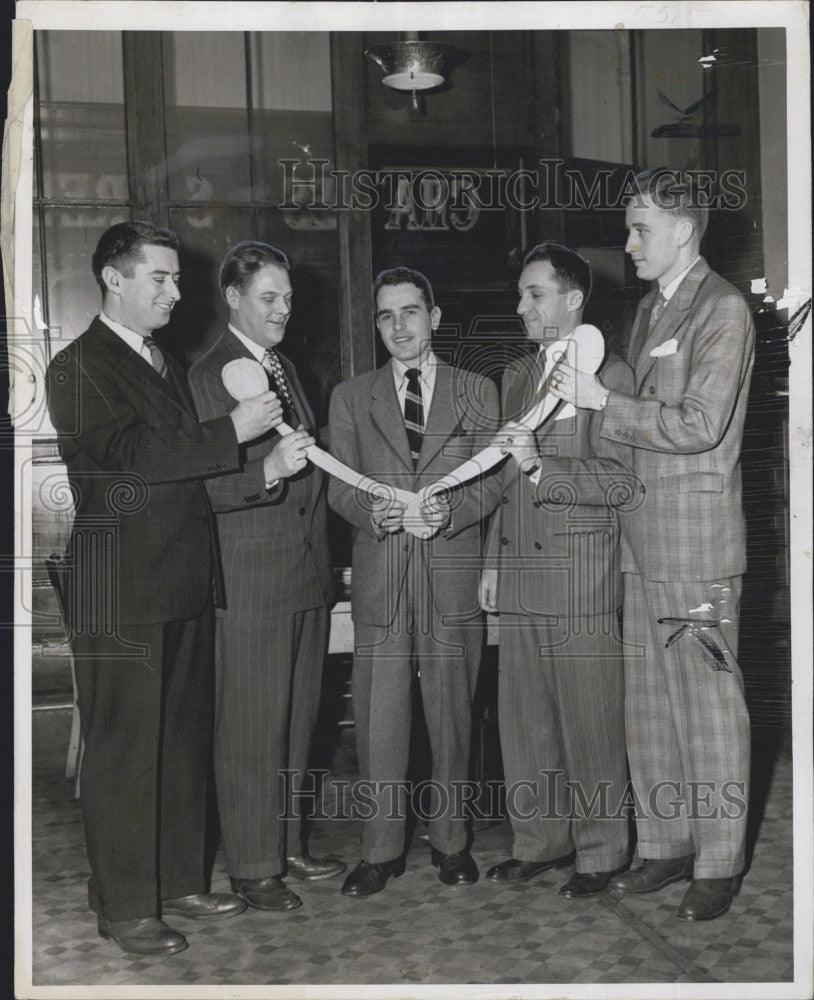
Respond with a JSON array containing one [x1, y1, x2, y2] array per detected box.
[[650, 338, 678, 358]]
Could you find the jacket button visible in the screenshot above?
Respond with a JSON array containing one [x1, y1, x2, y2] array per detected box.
[[299, 506, 306, 515], [533, 500, 542, 509], [500, 496, 508, 504], [534, 542, 542, 550], [648, 386, 656, 395], [500, 537, 509, 546]]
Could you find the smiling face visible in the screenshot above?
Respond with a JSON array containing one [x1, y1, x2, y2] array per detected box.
[[103, 243, 181, 336], [625, 194, 690, 286], [516, 260, 582, 345], [375, 282, 440, 365], [226, 263, 293, 348]]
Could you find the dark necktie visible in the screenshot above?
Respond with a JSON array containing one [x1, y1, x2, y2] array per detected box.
[[262, 348, 295, 424], [404, 367, 424, 467], [142, 336, 168, 380]]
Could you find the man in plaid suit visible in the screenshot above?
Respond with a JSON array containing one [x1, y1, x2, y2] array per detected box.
[[553, 169, 755, 921]]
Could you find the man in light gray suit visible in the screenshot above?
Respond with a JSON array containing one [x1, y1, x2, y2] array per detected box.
[[188, 242, 345, 913], [553, 170, 755, 921]]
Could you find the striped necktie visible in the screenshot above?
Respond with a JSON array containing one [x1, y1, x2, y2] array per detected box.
[[404, 367, 424, 467], [649, 292, 667, 329], [262, 348, 295, 424], [142, 336, 168, 380]]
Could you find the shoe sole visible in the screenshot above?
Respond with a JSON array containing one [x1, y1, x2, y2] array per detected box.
[[609, 871, 692, 895], [486, 854, 574, 884], [287, 865, 347, 882], [161, 903, 247, 920], [233, 889, 303, 911], [438, 873, 480, 886], [98, 925, 188, 956]]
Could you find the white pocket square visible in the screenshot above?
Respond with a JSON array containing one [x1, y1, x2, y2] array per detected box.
[[650, 338, 678, 358]]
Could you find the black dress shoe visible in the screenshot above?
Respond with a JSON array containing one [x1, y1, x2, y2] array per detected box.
[[97, 916, 188, 956], [341, 858, 406, 897], [430, 848, 479, 885], [485, 853, 575, 883], [230, 875, 302, 911], [286, 853, 346, 881], [559, 867, 626, 899], [609, 854, 694, 894], [677, 877, 741, 921], [162, 892, 246, 920]]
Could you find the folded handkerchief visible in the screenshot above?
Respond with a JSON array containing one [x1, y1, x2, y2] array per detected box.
[[554, 402, 576, 421], [650, 338, 678, 358]]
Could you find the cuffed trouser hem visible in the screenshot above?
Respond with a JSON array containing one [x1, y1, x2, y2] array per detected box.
[[636, 841, 695, 861], [692, 861, 745, 879], [514, 841, 573, 864], [428, 835, 468, 857], [575, 850, 628, 874], [160, 878, 207, 902], [90, 892, 159, 923], [227, 862, 284, 880], [363, 844, 405, 865]]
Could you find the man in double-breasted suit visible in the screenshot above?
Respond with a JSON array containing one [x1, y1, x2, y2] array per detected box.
[[553, 170, 755, 921], [328, 267, 501, 896], [480, 242, 635, 899], [188, 242, 343, 914], [45, 221, 281, 955]]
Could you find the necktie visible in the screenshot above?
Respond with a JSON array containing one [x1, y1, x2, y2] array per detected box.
[[142, 336, 168, 380], [404, 367, 424, 467], [262, 348, 295, 424], [649, 292, 667, 329]]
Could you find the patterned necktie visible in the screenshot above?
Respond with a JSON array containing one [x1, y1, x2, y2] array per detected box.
[[262, 348, 295, 424], [404, 368, 424, 467], [142, 336, 168, 380], [649, 292, 667, 329]]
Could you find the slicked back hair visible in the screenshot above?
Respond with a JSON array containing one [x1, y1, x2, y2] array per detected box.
[[523, 242, 592, 305], [91, 220, 180, 293], [219, 241, 291, 302], [628, 168, 710, 241], [373, 267, 435, 312]]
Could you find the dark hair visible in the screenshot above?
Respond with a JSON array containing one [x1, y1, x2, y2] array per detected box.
[[91, 221, 180, 293], [627, 168, 710, 240], [219, 241, 291, 302], [372, 267, 435, 311], [523, 241, 592, 305]]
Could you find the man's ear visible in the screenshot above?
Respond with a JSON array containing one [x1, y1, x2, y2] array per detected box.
[[224, 285, 241, 311], [430, 305, 442, 330], [567, 288, 584, 314], [101, 265, 122, 298], [677, 217, 695, 248]]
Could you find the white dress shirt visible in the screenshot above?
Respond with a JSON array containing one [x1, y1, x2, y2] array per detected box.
[[660, 255, 701, 300], [391, 351, 438, 416], [99, 312, 155, 365]]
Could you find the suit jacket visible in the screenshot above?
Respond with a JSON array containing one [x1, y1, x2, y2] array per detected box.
[[328, 361, 501, 628], [45, 317, 239, 629], [600, 258, 755, 582], [188, 329, 334, 618], [485, 350, 636, 618]]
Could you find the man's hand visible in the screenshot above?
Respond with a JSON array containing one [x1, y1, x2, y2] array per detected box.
[[492, 421, 539, 473], [230, 391, 283, 443], [420, 491, 451, 533], [263, 425, 314, 480], [479, 569, 498, 613], [550, 363, 609, 411], [371, 498, 408, 535]]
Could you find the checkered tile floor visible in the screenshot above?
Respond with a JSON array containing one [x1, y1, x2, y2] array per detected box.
[[26, 710, 795, 989]]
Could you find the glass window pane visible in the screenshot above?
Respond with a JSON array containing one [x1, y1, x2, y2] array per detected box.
[[43, 207, 130, 347], [163, 33, 251, 204], [36, 31, 128, 202], [250, 33, 332, 111]]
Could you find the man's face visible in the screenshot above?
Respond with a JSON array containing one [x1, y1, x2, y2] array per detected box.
[[516, 260, 580, 345], [375, 282, 440, 365], [625, 194, 686, 285], [111, 244, 181, 335], [227, 264, 292, 348]]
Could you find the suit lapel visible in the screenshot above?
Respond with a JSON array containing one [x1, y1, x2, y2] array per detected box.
[[416, 363, 458, 473], [368, 362, 414, 473]]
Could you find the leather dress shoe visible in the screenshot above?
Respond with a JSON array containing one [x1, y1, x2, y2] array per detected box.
[[97, 915, 187, 956], [341, 858, 406, 897], [162, 892, 246, 920], [430, 848, 479, 885], [677, 877, 741, 921], [559, 867, 626, 899], [609, 854, 694, 894], [286, 853, 346, 881], [230, 875, 302, 911], [485, 852, 575, 883]]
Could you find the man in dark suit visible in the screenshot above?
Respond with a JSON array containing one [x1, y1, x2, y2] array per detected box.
[[188, 242, 343, 913], [552, 170, 754, 921], [480, 242, 635, 898], [45, 221, 282, 955], [328, 267, 501, 896]]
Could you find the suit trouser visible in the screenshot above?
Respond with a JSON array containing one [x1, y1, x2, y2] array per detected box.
[[498, 611, 629, 872], [71, 607, 215, 921], [213, 605, 329, 879], [352, 604, 482, 863], [622, 573, 749, 878]]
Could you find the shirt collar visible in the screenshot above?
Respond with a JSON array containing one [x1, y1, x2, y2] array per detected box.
[[228, 323, 267, 363], [99, 312, 149, 355], [660, 255, 701, 301], [391, 351, 438, 388]]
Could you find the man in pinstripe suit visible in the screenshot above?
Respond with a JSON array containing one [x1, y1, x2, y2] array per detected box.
[[188, 242, 344, 913], [46, 222, 283, 955], [480, 242, 635, 899], [553, 170, 755, 920]]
